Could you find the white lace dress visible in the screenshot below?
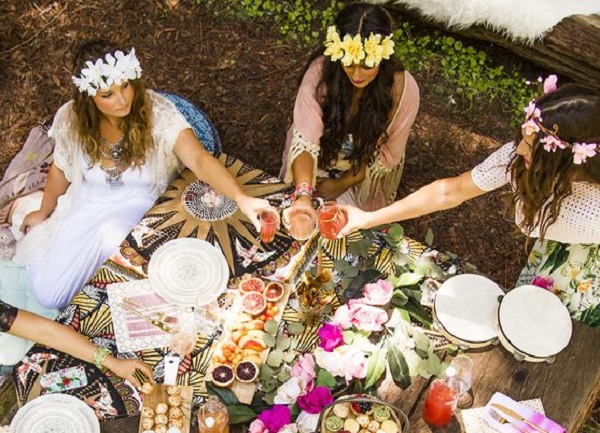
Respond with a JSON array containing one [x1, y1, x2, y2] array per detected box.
[[13, 90, 191, 309]]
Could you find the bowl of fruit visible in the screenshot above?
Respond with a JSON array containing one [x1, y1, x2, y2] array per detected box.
[[317, 395, 408, 433]]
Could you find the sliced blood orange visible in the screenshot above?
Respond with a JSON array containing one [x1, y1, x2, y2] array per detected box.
[[239, 277, 266, 294], [211, 365, 234, 387], [264, 282, 284, 302], [241, 292, 267, 315], [235, 360, 259, 382]]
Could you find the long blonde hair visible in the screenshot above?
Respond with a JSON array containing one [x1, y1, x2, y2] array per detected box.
[[71, 40, 153, 166]]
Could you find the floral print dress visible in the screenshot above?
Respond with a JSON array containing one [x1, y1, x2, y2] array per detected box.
[[471, 142, 600, 330]]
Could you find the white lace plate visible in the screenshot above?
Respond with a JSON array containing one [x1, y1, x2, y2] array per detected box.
[[10, 394, 100, 433], [434, 274, 504, 344], [148, 238, 229, 306]]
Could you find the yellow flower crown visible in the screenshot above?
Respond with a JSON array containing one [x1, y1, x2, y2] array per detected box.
[[324, 25, 395, 67]]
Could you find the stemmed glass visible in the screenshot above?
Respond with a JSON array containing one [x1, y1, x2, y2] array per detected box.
[[450, 355, 474, 408]]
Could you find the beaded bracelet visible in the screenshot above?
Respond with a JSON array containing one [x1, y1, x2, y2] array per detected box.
[[92, 347, 111, 372], [292, 182, 314, 201]]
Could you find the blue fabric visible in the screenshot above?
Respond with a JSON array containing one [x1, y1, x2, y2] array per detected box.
[[159, 92, 222, 156]]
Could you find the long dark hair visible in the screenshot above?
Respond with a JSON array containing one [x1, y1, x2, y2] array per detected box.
[[72, 40, 153, 166], [510, 83, 600, 239], [299, 3, 405, 173]]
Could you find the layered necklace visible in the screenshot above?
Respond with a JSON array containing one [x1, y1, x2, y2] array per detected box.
[[99, 134, 127, 190]]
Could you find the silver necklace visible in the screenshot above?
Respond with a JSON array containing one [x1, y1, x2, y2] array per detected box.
[[100, 134, 125, 162], [99, 134, 126, 189]]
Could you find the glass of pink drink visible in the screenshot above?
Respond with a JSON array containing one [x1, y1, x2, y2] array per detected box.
[[285, 207, 317, 241], [259, 209, 279, 244], [317, 202, 348, 240]]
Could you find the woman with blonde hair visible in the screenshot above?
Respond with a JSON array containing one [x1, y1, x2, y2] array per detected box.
[[10, 40, 274, 309]]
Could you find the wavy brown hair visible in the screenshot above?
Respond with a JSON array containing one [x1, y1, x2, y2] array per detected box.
[[71, 40, 153, 166], [299, 3, 405, 173], [509, 83, 600, 239]]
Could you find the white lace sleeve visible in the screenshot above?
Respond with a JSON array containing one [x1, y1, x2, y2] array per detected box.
[[283, 128, 320, 184], [48, 102, 76, 182], [471, 142, 515, 191]]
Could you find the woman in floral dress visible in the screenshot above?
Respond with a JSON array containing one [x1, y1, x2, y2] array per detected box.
[[340, 81, 600, 329]]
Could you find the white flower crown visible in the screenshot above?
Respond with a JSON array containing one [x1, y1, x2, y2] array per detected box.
[[323, 26, 395, 68], [72, 48, 142, 96]]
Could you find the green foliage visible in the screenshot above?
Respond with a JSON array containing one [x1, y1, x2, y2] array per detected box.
[[393, 22, 540, 120], [191, 0, 344, 44]]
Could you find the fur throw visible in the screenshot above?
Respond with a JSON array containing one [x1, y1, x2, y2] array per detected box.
[[368, 0, 600, 42]]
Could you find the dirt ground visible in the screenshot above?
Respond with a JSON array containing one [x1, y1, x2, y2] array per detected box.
[[0, 0, 531, 289]]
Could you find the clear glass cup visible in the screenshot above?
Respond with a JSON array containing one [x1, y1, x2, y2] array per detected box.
[[259, 209, 279, 244], [317, 201, 348, 240], [168, 309, 197, 356], [450, 354, 474, 408], [284, 207, 316, 241]]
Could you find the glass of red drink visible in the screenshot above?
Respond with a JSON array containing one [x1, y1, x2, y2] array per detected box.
[[317, 202, 348, 240], [259, 209, 279, 244], [422, 378, 459, 427]]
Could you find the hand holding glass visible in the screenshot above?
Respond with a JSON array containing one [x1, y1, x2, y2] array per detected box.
[[283, 207, 316, 241], [259, 209, 280, 244], [317, 202, 348, 240]]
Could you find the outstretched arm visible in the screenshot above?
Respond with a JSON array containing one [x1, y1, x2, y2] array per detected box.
[[338, 170, 487, 235], [174, 128, 274, 231], [9, 309, 153, 389]]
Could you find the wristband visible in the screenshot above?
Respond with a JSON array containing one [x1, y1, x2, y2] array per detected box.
[[92, 347, 111, 372], [292, 182, 314, 201]]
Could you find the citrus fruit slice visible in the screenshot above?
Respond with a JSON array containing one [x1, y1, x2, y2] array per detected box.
[[239, 277, 265, 294], [211, 364, 234, 387], [241, 292, 267, 315], [235, 360, 259, 382], [264, 282, 284, 302]]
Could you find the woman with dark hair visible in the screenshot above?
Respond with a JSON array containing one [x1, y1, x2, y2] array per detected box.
[[280, 3, 419, 214], [339, 81, 600, 328], [9, 40, 275, 309]]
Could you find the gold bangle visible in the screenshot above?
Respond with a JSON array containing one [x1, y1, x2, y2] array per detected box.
[[93, 347, 111, 372]]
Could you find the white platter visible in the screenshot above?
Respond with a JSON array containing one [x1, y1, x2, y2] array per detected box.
[[434, 274, 504, 347], [10, 394, 100, 433], [497, 284, 572, 361], [148, 238, 229, 307]]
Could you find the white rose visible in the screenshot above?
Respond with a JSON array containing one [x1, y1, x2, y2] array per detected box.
[[273, 377, 308, 405], [296, 411, 320, 433]]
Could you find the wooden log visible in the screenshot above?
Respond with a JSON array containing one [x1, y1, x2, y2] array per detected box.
[[386, 4, 600, 90]]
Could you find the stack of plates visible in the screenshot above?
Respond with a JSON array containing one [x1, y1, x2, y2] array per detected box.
[[148, 238, 229, 307], [10, 394, 100, 433]]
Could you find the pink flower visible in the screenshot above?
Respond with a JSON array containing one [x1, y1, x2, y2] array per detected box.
[[257, 405, 291, 433], [532, 276, 554, 291], [343, 347, 367, 382], [361, 279, 394, 306], [318, 323, 344, 352], [297, 386, 334, 414], [572, 142, 597, 164], [290, 353, 317, 390], [523, 101, 541, 120], [521, 119, 540, 136], [543, 74, 558, 94], [540, 135, 566, 152], [249, 419, 266, 433], [332, 304, 353, 329], [348, 303, 388, 332]]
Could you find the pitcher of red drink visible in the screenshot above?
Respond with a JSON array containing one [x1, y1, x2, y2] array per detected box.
[[317, 202, 348, 240], [422, 366, 459, 427]]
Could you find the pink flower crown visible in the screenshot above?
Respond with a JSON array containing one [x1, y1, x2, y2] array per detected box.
[[521, 75, 597, 165]]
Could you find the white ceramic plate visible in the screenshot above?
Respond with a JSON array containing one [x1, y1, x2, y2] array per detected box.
[[10, 394, 100, 433], [434, 274, 504, 344], [148, 238, 229, 307], [498, 284, 572, 359]]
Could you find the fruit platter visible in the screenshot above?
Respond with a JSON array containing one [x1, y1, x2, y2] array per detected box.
[[319, 395, 409, 433], [137, 384, 193, 433], [208, 277, 291, 404]]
